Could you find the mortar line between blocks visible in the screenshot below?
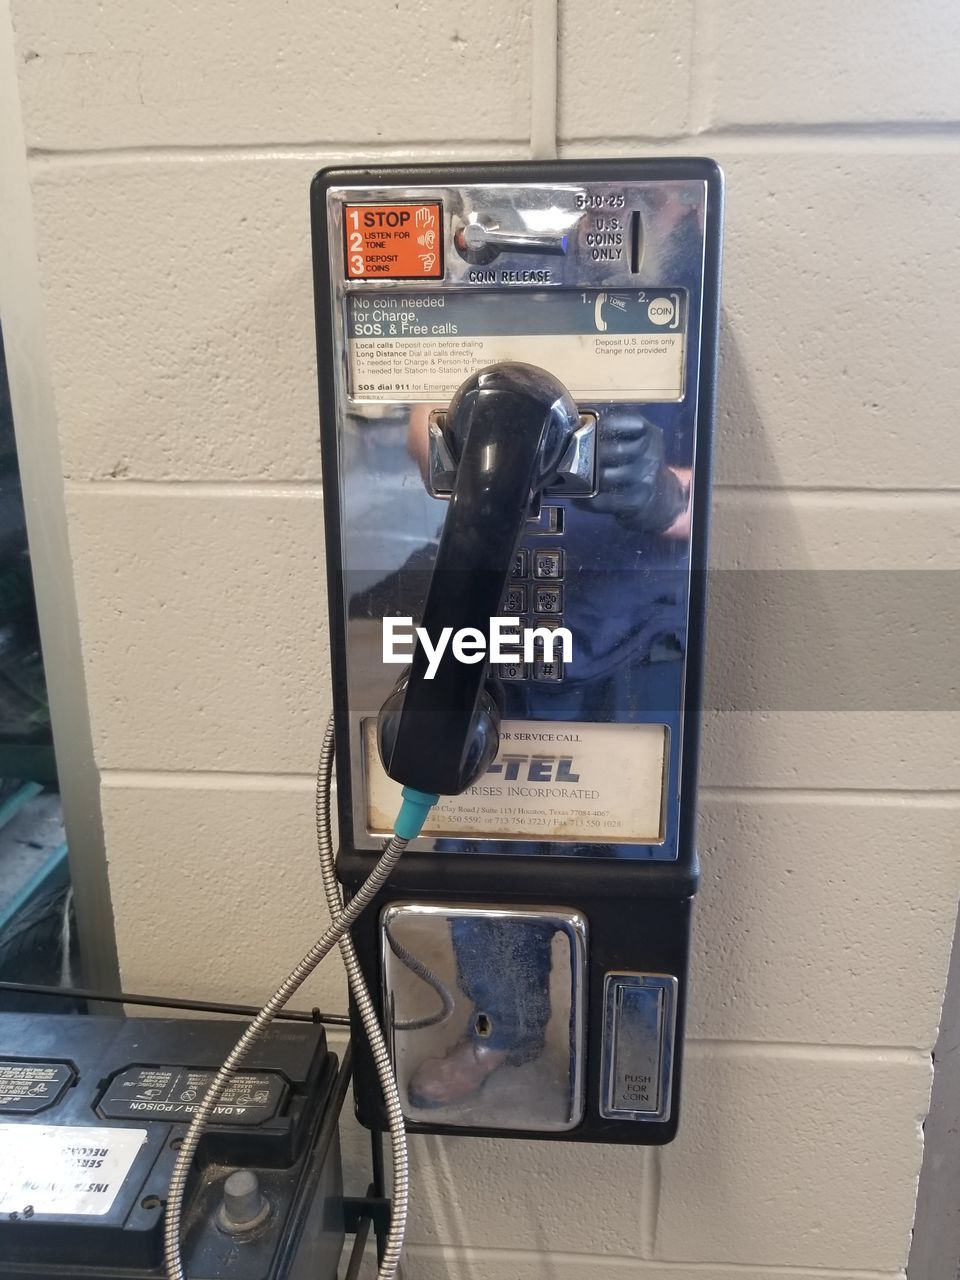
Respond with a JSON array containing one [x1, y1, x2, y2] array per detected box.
[[26, 124, 960, 167], [641, 1145, 662, 1257], [65, 480, 324, 499], [101, 769, 320, 791], [557, 127, 960, 154], [700, 787, 960, 807], [530, 0, 559, 160], [686, 0, 714, 136], [27, 140, 534, 168], [63, 480, 960, 502], [98, 770, 960, 805], [394, 1243, 903, 1278], [686, 1039, 929, 1064]]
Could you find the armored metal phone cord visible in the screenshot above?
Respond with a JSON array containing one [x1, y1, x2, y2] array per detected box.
[[162, 726, 436, 1280], [315, 715, 411, 1280]]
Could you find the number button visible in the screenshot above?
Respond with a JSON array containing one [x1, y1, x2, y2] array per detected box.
[[504, 585, 527, 614], [534, 585, 563, 615], [499, 661, 529, 681], [511, 550, 529, 579], [533, 549, 563, 580]]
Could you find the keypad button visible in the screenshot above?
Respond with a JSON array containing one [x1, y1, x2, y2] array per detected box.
[[498, 661, 530, 681], [531, 616, 564, 647], [504, 585, 527, 614], [531, 617, 566, 668], [533, 549, 564, 580], [534, 585, 563, 615], [511, 549, 529, 579], [534, 657, 564, 682]]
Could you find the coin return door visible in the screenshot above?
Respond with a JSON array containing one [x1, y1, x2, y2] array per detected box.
[[381, 904, 587, 1132]]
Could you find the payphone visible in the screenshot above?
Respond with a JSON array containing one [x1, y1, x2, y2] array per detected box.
[[311, 159, 723, 1145], [159, 158, 721, 1280]]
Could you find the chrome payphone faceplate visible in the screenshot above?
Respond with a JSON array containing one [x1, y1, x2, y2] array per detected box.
[[320, 170, 712, 863], [315, 159, 721, 1145]]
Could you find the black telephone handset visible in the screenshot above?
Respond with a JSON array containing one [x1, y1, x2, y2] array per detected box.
[[377, 362, 579, 795]]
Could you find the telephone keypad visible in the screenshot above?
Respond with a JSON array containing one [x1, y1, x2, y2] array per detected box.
[[498, 548, 566, 683]]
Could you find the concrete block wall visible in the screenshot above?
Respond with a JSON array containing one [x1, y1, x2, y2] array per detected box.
[[8, 1, 960, 1275]]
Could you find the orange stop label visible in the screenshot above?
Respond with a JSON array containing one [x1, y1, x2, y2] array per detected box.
[[344, 202, 443, 280]]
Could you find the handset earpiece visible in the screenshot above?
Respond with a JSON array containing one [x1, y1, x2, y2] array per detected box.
[[377, 362, 580, 796]]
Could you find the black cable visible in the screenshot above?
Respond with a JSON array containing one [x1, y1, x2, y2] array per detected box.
[[371, 1126, 386, 1198], [344, 1213, 373, 1280], [0, 979, 350, 1026]]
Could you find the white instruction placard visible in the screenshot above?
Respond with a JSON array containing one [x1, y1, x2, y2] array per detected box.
[[0, 1124, 148, 1217], [364, 718, 667, 843], [347, 289, 687, 403]]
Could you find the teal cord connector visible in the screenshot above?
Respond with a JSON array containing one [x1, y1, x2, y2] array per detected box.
[[394, 787, 439, 840]]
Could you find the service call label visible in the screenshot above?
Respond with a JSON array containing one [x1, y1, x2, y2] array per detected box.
[[364, 718, 667, 843], [344, 202, 443, 280], [347, 288, 687, 402]]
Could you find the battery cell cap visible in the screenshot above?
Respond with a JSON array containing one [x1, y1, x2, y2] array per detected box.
[[220, 1169, 271, 1232]]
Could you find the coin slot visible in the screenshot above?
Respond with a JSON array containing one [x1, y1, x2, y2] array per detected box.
[[630, 210, 643, 273]]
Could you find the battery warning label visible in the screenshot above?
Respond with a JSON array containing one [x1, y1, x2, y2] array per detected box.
[[98, 1066, 286, 1125], [344, 202, 443, 279], [347, 288, 687, 401], [0, 1061, 73, 1114]]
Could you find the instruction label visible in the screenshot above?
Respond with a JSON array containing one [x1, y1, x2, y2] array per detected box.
[[99, 1067, 285, 1125], [0, 1124, 147, 1216], [347, 288, 686, 402], [364, 718, 667, 842], [344, 202, 443, 280]]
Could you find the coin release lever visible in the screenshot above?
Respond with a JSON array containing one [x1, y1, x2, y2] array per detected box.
[[454, 217, 569, 265]]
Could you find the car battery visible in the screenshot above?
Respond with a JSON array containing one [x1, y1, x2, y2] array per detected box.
[[0, 1013, 344, 1279]]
